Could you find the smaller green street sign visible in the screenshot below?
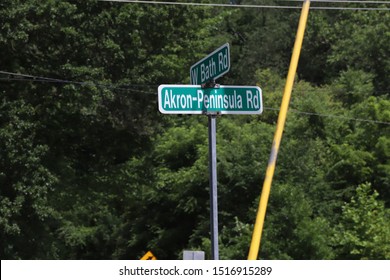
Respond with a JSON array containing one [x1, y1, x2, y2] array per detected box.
[[158, 85, 262, 115], [190, 43, 230, 85]]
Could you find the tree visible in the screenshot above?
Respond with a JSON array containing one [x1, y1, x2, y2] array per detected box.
[[0, 99, 58, 259], [0, 0, 226, 259], [1, 0, 389, 260], [260, 184, 334, 260], [328, 10, 390, 92], [333, 183, 390, 259]]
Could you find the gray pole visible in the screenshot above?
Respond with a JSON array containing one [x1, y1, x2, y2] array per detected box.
[[208, 114, 219, 260]]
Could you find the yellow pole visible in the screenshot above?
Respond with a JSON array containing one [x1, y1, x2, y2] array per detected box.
[[247, 0, 311, 260]]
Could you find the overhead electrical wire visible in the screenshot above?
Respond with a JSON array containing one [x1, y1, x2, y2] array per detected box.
[[277, 0, 390, 4], [0, 70, 156, 94], [273, 107, 390, 125], [96, 0, 390, 11], [2, 70, 388, 95], [1, 71, 389, 126]]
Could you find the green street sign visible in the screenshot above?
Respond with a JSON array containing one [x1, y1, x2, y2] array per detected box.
[[158, 85, 262, 115], [190, 43, 230, 85]]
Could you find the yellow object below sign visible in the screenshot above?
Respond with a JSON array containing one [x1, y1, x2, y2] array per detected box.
[[140, 251, 157, 260]]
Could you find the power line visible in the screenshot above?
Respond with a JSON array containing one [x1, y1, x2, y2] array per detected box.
[[278, 0, 390, 4], [287, 108, 390, 125], [1, 71, 389, 126], [97, 0, 298, 9], [2, 71, 388, 93], [2, 71, 388, 94], [264, 107, 390, 125], [0, 71, 156, 93], [96, 0, 390, 11]]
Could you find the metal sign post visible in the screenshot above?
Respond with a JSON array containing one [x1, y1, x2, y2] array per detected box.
[[208, 115, 218, 260], [204, 81, 219, 260], [158, 43, 262, 260], [158, 81, 262, 260]]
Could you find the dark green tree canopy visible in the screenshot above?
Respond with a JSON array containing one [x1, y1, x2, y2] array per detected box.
[[1, 0, 389, 259]]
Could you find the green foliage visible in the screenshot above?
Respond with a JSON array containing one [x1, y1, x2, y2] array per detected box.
[[260, 184, 334, 260], [0, 99, 58, 259], [219, 217, 252, 260], [1, 0, 389, 260], [328, 11, 390, 91], [223, 2, 300, 84], [332, 69, 374, 107], [302, 9, 390, 92], [0, 0, 224, 259], [333, 183, 390, 259]]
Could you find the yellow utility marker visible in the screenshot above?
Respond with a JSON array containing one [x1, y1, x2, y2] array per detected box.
[[248, 0, 311, 260]]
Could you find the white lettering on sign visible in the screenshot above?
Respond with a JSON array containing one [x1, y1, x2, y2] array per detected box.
[[197, 90, 203, 108], [190, 68, 198, 84], [159, 86, 262, 114], [200, 58, 217, 83], [218, 48, 228, 72], [190, 43, 230, 85], [246, 90, 260, 109], [164, 90, 171, 108], [163, 90, 260, 110], [198, 90, 244, 110], [204, 94, 209, 108], [164, 89, 193, 109]]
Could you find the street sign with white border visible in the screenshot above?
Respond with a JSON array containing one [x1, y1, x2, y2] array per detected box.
[[190, 43, 230, 85], [158, 84, 262, 115]]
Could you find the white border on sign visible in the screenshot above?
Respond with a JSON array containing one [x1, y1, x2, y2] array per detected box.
[[158, 84, 263, 115], [189, 43, 231, 85]]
